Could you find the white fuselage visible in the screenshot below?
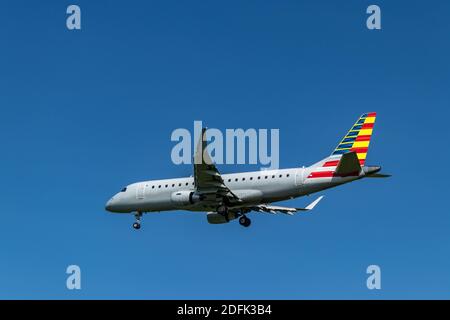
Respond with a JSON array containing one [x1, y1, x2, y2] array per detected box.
[[105, 166, 361, 214]]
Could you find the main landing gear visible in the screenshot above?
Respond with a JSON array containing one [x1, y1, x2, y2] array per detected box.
[[216, 205, 228, 216], [217, 205, 231, 221], [238, 215, 251, 228], [133, 212, 142, 230], [217, 204, 252, 227]]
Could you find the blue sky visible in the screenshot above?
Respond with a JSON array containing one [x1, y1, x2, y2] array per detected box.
[[0, 1, 449, 299]]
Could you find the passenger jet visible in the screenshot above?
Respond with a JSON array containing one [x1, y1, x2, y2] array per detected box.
[[105, 113, 389, 229]]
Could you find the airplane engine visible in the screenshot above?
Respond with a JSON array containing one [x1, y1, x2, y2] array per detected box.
[[170, 191, 203, 206], [206, 212, 238, 224]]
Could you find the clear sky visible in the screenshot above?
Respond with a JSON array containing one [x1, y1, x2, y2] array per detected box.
[[0, 1, 449, 299]]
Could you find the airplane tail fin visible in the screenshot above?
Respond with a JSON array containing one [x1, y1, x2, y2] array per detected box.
[[331, 112, 377, 166]]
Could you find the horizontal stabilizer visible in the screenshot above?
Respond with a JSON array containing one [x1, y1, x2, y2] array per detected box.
[[365, 173, 391, 178]]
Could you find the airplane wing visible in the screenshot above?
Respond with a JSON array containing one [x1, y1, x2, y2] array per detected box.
[[193, 128, 240, 202], [249, 196, 324, 215]]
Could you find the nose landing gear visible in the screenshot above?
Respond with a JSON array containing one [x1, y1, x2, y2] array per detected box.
[[133, 212, 142, 230], [133, 222, 141, 230], [238, 215, 251, 228]]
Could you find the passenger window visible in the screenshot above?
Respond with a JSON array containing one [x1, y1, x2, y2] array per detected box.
[[185, 182, 188, 186], [158, 185, 161, 188], [279, 174, 282, 178], [242, 178, 245, 181], [165, 184, 168, 188], [152, 186, 155, 189], [179, 183, 182, 187], [228, 179, 231, 182], [287, 174, 290, 177], [272, 175, 275, 178], [235, 178, 238, 182], [250, 177, 253, 180], [265, 176, 268, 179]]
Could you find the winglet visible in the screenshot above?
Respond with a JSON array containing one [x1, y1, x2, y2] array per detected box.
[[194, 127, 214, 165], [298, 195, 324, 211]]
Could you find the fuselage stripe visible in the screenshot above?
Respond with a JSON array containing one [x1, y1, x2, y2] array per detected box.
[[323, 160, 340, 167], [308, 171, 334, 178], [308, 171, 360, 178]]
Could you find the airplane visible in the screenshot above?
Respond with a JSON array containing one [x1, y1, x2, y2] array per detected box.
[[105, 112, 389, 229]]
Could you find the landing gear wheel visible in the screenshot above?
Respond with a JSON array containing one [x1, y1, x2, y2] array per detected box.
[[133, 212, 142, 230], [133, 222, 141, 230], [239, 216, 251, 227]]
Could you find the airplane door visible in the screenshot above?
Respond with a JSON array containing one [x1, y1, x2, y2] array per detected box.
[[136, 185, 145, 200], [295, 169, 304, 186]]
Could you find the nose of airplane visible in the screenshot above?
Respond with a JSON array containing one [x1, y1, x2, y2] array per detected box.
[[105, 198, 115, 212]]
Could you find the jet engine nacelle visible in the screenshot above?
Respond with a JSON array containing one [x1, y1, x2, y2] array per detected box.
[[206, 212, 238, 224], [170, 190, 202, 206]]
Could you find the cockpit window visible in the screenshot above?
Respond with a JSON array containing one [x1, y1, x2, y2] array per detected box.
[[120, 187, 127, 192]]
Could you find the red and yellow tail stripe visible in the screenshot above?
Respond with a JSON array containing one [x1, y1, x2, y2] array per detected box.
[[331, 112, 376, 166]]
